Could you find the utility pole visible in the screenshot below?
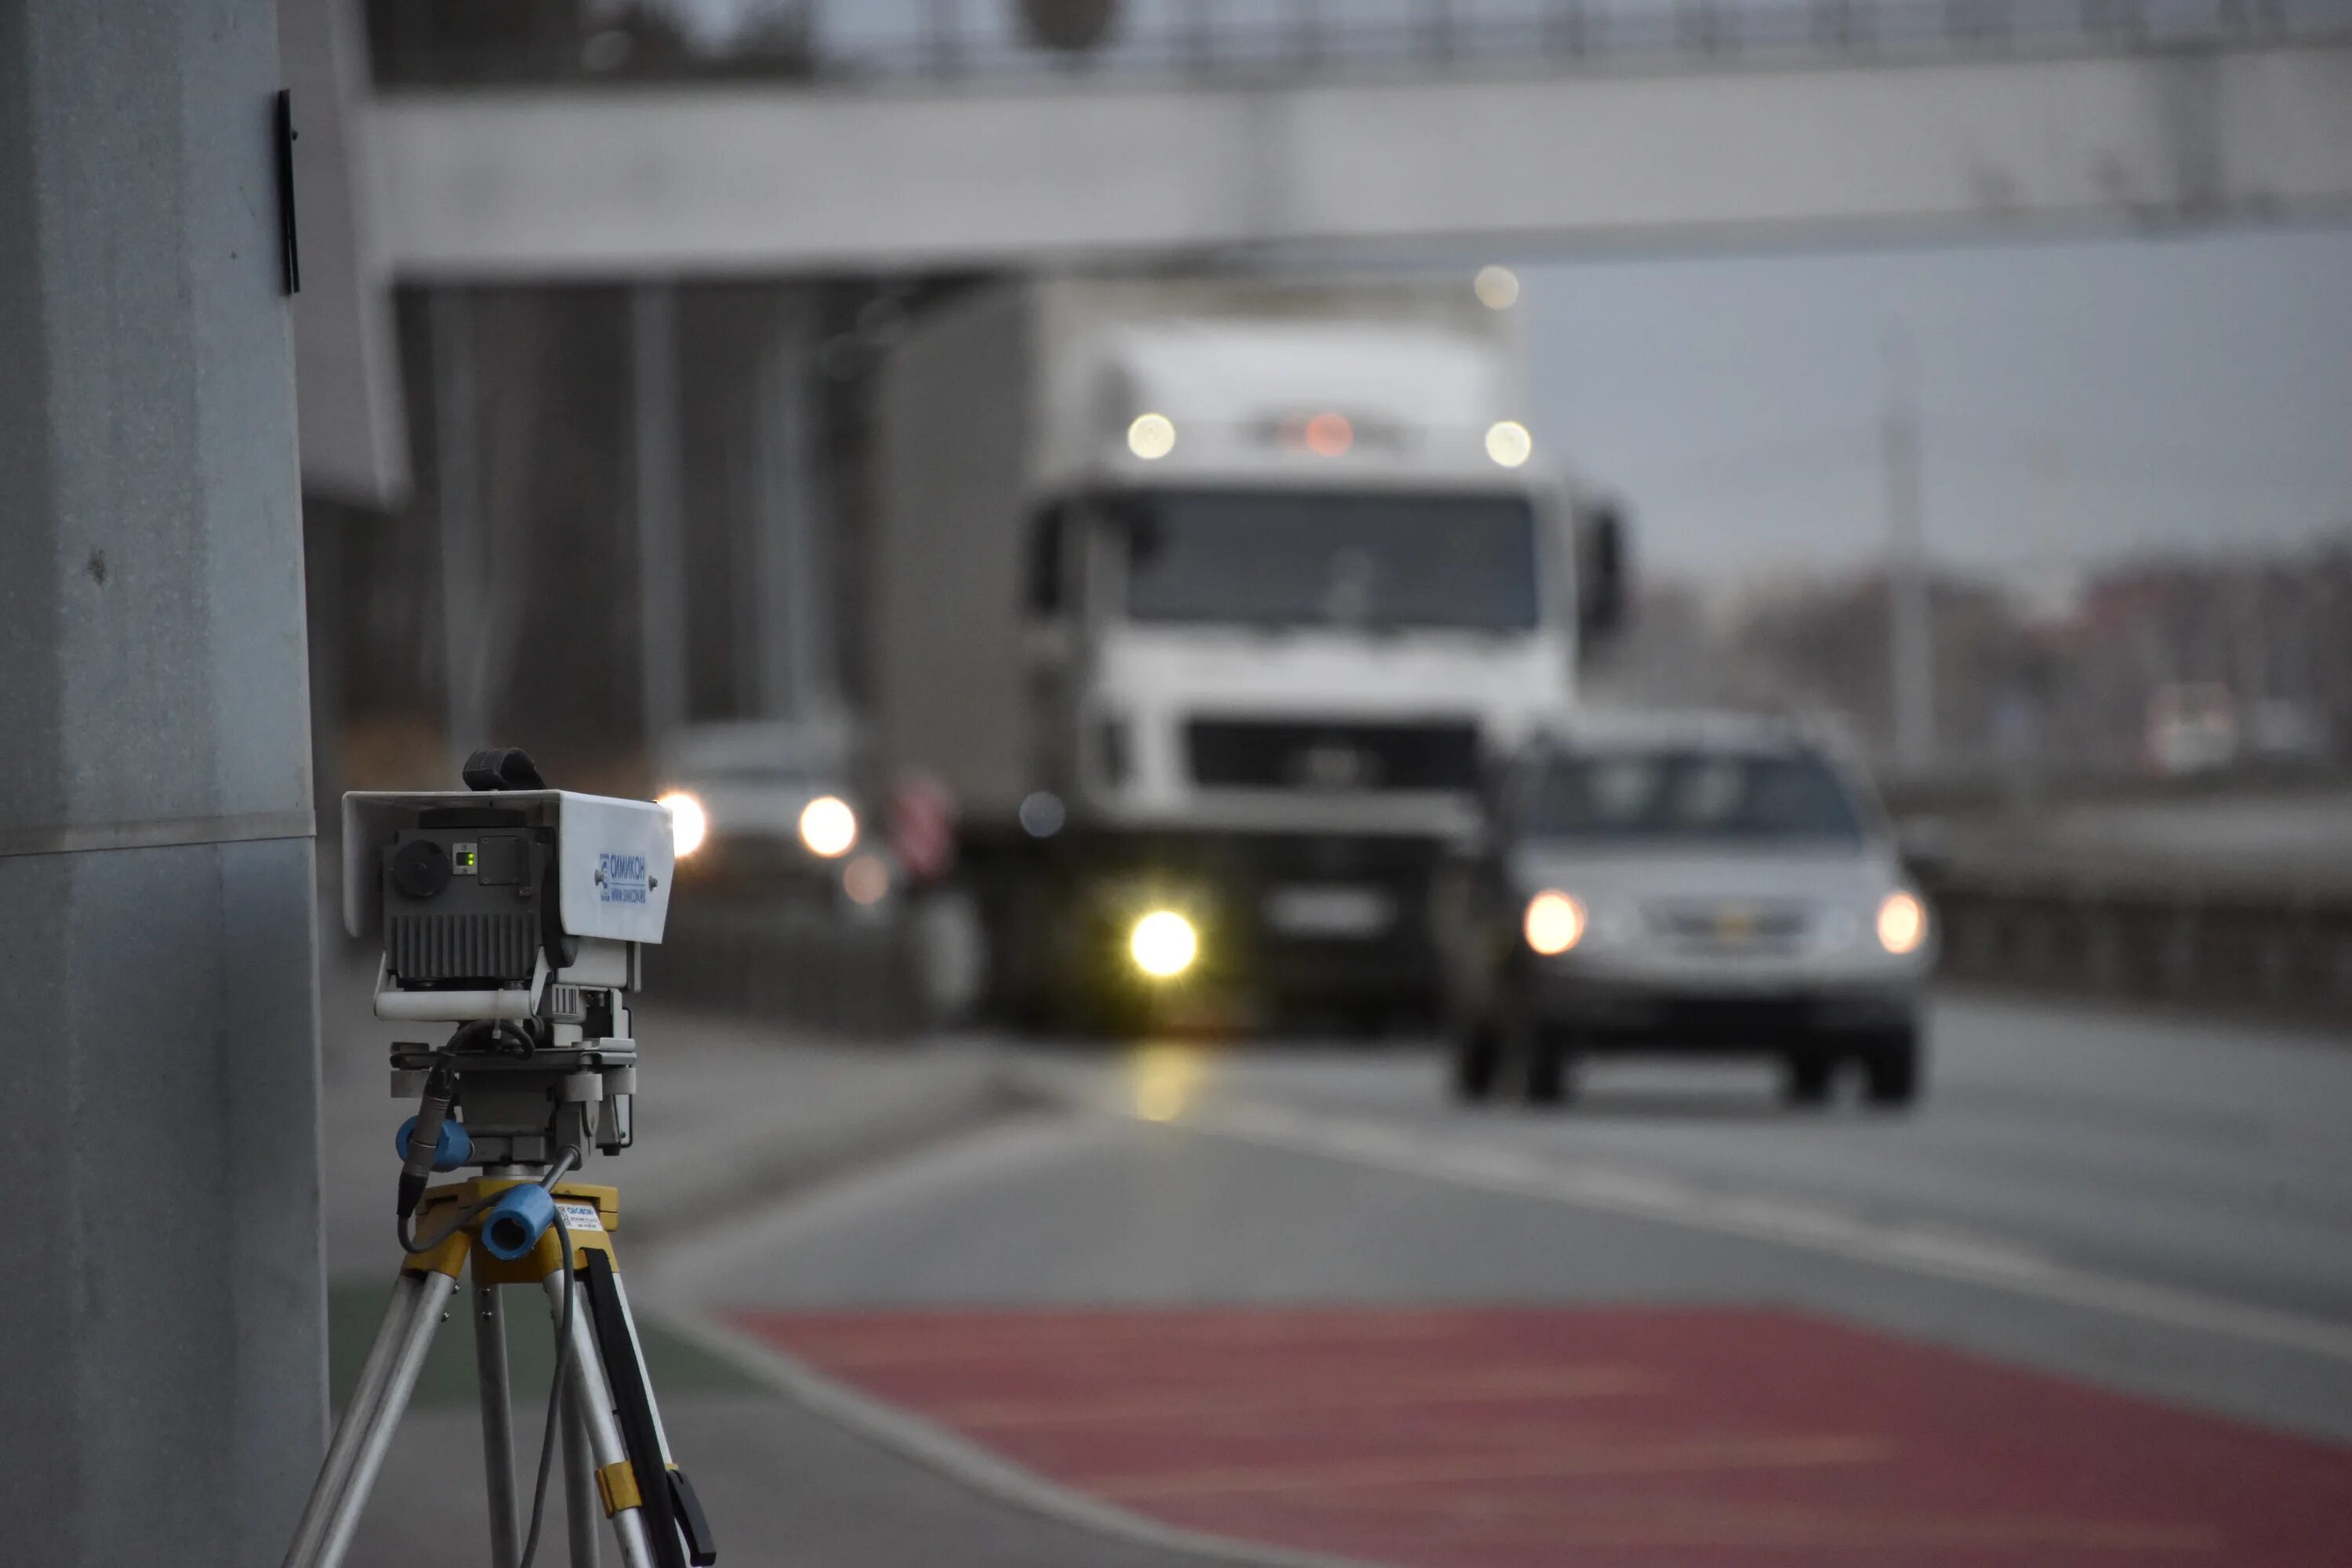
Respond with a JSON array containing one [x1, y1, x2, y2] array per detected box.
[[0, 5, 325, 1565], [1882, 328, 1935, 775]]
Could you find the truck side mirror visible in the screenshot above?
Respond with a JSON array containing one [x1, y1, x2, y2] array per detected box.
[[1462, 752, 1519, 855], [1577, 503, 1630, 644]]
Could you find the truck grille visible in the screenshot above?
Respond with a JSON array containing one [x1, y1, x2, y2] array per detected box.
[[1185, 718, 1480, 792]]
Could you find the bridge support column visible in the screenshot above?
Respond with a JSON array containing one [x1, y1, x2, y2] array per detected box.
[[0, 3, 325, 1565], [633, 284, 688, 750], [750, 290, 835, 721]]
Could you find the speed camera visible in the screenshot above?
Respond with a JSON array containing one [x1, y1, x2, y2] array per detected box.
[[343, 757, 674, 1025]]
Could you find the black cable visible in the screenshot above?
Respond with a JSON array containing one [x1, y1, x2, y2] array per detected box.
[[396, 1054, 459, 1224], [394, 1191, 497, 1259], [517, 1151, 583, 1568]]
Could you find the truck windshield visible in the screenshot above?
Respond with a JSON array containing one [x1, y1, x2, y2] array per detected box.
[[1115, 490, 1541, 631], [1529, 750, 1867, 844]]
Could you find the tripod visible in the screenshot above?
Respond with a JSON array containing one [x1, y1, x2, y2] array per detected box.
[[281, 1050, 717, 1568]]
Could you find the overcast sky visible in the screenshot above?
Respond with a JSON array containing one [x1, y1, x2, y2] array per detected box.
[[1514, 227, 2352, 590]]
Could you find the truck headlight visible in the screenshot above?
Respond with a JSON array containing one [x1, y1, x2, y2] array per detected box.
[[1877, 891, 1928, 955], [1130, 909, 1200, 979], [1523, 891, 1586, 956]]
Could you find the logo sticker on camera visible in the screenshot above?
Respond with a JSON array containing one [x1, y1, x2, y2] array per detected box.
[[596, 852, 648, 906]]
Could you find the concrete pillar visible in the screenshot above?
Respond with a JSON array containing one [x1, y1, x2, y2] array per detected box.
[[633, 285, 688, 751], [750, 291, 832, 720], [0, 5, 325, 1566], [433, 289, 488, 766]]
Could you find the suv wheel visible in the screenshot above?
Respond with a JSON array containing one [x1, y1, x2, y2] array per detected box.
[[1862, 1026, 1922, 1108]]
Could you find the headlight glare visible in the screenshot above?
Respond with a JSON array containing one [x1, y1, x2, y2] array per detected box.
[[658, 791, 707, 858], [1877, 891, 1927, 955], [1130, 910, 1200, 979], [1523, 891, 1586, 956], [798, 795, 858, 858]]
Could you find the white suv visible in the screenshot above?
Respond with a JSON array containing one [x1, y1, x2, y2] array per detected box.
[[1439, 715, 1934, 1108]]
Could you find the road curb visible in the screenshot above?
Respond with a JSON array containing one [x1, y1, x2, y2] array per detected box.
[[619, 1039, 1038, 1247]]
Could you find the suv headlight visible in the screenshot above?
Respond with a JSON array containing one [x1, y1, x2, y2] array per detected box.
[[1876, 891, 1928, 955]]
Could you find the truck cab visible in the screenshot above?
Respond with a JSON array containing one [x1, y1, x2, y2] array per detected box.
[[866, 278, 1624, 1032]]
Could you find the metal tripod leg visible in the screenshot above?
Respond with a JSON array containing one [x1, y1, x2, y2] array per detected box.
[[281, 1266, 460, 1568], [546, 1267, 659, 1568], [474, 1282, 522, 1568], [604, 1272, 677, 1463], [561, 1380, 602, 1568], [578, 1254, 715, 1567]]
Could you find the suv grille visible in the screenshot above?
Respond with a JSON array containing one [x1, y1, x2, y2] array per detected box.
[[1185, 719, 1480, 792], [1648, 904, 1812, 953]]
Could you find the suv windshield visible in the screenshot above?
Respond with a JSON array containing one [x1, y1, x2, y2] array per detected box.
[[1115, 489, 1540, 631], [1529, 749, 1867, 844]]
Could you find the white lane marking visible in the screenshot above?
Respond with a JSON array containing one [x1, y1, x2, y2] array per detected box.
[[1173, 1098, 2352, 1366]]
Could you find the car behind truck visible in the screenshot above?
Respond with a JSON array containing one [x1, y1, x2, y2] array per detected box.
[[866, 276, 1623, 1030], [1440, 714, 1934, 1106]]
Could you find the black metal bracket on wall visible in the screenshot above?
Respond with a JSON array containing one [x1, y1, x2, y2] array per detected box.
[[274, 88, 300, 296]]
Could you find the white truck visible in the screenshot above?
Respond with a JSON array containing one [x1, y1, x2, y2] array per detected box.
[[866, 276, 1625, 1029]]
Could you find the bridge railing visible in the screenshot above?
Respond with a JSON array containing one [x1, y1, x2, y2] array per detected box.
[[369, 0, 2352, 89], [822, 0, 2350, 80]]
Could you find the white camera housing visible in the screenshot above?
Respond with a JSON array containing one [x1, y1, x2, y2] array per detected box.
[[344, 789, 675, 1023]]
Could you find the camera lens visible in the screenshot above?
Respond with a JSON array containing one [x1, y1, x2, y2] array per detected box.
[[392, 838, 453, 900]]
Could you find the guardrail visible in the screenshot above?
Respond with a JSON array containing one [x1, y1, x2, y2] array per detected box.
[[649, 898, 923, 1037], [649, 862, 2352, 1036], [372, 0, 2352, 89], [1926, 866, 2352, 1025]]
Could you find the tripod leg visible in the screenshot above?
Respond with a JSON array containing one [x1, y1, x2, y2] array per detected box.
[[474, 1282, 522, 1568], [546, 1267, 660, 1568], [603, 1272, 677, 1458], [581, 1254, 715, 1566], [561, 1380, 604, 1568], [281, 1266, 460, 1568]]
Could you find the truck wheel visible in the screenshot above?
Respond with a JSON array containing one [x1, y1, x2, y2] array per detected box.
[[1782, 1049, 1835, 1107], [1862, 1027, 1922, 1108], [1450, 1023, 1500, 1103]]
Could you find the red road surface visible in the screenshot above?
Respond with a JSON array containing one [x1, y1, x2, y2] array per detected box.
[[733, 1306, 2352, 1567]]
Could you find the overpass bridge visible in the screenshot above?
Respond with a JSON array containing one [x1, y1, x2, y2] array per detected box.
[[360, 2, 2352, 278], [293, 1, 2352, 777]]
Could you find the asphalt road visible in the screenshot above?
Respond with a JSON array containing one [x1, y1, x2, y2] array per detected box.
[[647, 992, 2352, 1567]]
